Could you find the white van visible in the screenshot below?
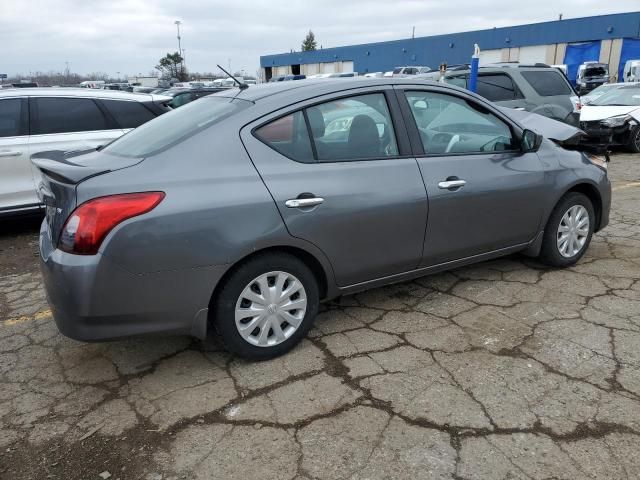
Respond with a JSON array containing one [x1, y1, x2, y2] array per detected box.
[[623, 60, 640, 83]]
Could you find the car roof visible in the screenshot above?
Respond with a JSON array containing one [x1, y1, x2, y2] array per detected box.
[[0, 87, 168, 102], [214, 77, 463, 103]]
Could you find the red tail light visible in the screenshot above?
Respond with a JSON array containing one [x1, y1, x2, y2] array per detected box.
[[59, 192, 165, 255]]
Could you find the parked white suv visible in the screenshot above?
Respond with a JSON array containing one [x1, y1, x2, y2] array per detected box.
[[0, 88, 171, 216]]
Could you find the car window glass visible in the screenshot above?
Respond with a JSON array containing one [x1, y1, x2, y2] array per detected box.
[[32, 97, 108, 135], [443, 76, 467, 88], [254, 110, 314, 163], [520, 71, 572, 96], [306, 93, 399, 162], [476, 74, 522, 101], [104, 96, 250, 158], [404, 91, 515, 155], [171, 92, 193, 108], [102, 100, 155, 129], [0, 99, 22, 137]]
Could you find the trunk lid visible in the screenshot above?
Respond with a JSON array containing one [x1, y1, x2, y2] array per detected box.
[[31, 148, 142, 244]]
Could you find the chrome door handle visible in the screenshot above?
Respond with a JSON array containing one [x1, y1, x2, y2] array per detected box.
[[0, 150, 22, 158], [285, 197, 324, 208], [438, 179, 466, 189]]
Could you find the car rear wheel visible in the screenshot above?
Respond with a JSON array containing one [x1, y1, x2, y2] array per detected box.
[[213, 253, 319, 360], [538, 192, 595, 267], [628, 125, 640, 153]]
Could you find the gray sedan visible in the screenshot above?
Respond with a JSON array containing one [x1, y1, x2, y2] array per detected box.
[[35, 78, 611, 360]]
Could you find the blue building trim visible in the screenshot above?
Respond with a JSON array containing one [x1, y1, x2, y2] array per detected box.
[[260, 12, 640, 72]]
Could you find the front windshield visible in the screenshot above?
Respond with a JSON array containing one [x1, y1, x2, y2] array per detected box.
[[590, 87, 640, 106], [393, 68, 402, 74], [104, 95, 251, 157], [588, 84, 615, 97], [584, 66, 608, 77]]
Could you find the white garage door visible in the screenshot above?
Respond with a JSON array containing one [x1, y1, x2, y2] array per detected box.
[[518, 45, 548, 65], [478, 49, 502, 66], [303, 63, 319, 75], [341, 61, 354, 73], [321, 62, 336, 73]]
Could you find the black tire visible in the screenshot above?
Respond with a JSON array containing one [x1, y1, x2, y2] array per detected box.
[[538, 192, 595, 268], [213, 252, 319, 360], [627, 125, 640, 153]]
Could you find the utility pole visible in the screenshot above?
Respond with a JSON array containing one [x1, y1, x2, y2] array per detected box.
[[412, 26, 415, 39]]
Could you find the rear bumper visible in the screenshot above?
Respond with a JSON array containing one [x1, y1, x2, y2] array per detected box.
[[39, 221, 227, 341]]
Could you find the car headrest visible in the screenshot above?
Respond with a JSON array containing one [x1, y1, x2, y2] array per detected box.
[[348, 115, 380, 157], [306, 107, 325, 138]]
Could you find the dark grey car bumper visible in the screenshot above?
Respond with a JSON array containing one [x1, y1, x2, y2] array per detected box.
[[39, 221, 225, 341]]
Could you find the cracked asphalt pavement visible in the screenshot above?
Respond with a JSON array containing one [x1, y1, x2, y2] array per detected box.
[[2, 153, 640, 480]]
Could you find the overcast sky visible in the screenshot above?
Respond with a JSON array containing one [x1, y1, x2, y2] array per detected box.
[[1, 1, 638, 78]]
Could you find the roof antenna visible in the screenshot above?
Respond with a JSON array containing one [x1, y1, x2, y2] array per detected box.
[[217, 64, 248, 90]]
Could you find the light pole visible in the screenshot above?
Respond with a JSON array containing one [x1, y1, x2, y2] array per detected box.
[[175, 20, 186, 78]]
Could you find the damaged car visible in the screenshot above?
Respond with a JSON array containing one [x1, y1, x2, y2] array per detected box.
[[579, 83, 640, 152], [35, 78, 610, 359]]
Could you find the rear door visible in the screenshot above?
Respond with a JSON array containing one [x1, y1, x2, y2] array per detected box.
[[0, 97, 36, 211], [397, 86, 546, 266], [241, 87, 429, 287], [28, 96, 124, 158]]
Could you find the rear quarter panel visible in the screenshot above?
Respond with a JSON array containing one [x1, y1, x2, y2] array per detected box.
[[76, 125, 336, 284]]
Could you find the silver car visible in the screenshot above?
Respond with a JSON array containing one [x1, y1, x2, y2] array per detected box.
[[36, 78, 611, 360], [0, 88, 170, 216]]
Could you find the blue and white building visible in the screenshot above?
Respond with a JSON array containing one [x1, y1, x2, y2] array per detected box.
[[260, 11, 640, 83]]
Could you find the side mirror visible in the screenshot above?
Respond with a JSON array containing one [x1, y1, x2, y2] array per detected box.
[[521, 129, 541, 152]]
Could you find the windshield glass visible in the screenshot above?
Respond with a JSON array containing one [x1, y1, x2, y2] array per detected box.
[[393, 68, 402, 74], [584, 66, 608, 77], [104, 95, 251, 157], [590, 87, 640, 106]]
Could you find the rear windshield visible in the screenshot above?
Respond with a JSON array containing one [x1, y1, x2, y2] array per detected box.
[[103, 96, 250, 157]]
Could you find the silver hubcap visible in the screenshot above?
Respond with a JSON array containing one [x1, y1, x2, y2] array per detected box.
[[235, 271, 307, 347], [557, 205, 590, 258]]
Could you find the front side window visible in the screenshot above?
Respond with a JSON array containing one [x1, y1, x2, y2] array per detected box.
[[476, 73, 522, 102], [254, 110, 314, 163], [31, 97, 108, 135], [102, 100, 156, 129], [308, 93, 399, 161], [0, 99, 23, 138], [404, 91, 516, 155], [521, 71, 573, 97]]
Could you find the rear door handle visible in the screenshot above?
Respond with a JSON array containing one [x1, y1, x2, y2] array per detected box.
[[438, 179, 466, 189], [285, 197, 324, 208], [0, 150, 22, 158]]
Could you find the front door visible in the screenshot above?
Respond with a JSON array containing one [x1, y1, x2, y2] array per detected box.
[[399, 87, 546, 266], [242, 89, 428, 286]]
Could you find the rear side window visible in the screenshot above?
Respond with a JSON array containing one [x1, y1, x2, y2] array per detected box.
[[476, 74, 523, 101], [102, 100, 156, 129], [104, 96, 250, 158], [31, 97, 108, 134], [309, 93, 399, 162], [254, 111, 314, 163], [521, 71, 573, 96], [0, 99, 23, 137]]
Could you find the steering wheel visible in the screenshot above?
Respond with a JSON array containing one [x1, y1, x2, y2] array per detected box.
[[444, 134, 460, 153]]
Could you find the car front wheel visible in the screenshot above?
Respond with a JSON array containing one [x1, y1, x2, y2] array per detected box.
[[538, 192, 595, 267], [213, 253, 319, 360], [628, 125, 640, 153]]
